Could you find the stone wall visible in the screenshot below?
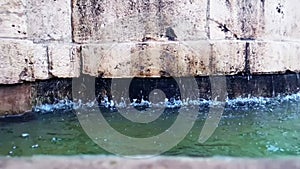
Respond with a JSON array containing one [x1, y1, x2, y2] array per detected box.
[[1, 0, 300, 84], [1, 0, 300, 115]]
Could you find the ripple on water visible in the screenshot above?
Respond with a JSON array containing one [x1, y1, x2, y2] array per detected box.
[[1, 93, 300, 157]]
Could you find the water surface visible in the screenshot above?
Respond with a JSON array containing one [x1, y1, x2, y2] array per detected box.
[[1, 95, 300, 157]]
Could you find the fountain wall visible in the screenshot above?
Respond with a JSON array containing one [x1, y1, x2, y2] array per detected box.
[[1, 0, 300, 115]]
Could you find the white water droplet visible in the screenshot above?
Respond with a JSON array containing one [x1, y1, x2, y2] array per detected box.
[[31, 144, 39, 148], [21, 133, 29, 138]]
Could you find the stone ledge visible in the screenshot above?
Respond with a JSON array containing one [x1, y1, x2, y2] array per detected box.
[[0, 156, 300, 169], [2, 39, 300, 84], [81, 41, 245, 78], [250, 41, 300, 74], [0, 39, 81, 84]]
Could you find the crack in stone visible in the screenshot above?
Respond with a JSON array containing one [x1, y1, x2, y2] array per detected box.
[[209, 18, 239, 39]]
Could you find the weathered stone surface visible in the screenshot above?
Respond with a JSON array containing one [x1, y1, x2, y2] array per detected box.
[[209, 0, 264, 40], [48, 44, 81, 78], [211, 41, 245, 74], [0, 83, 32, 115], [0, 39, 48, 84], [82, 41, 211, 77], [0, 0, 27, 38], [209, 0, 300, 41], [0, 39, 31, 84], [82, 43, 134, 77], [250, 42, 300, 74], [72, 0, 207, 43], [26, 0, 72, 42], [181, 41, 211, 75], [1, 0, 300, 80], [32, 45, 49, 80], [262, 0, 300, 41]]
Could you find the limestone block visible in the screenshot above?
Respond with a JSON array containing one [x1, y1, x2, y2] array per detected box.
[[210, 0, 264, 40], [82, 43, 135, 77], [0, 0, 27, 38], [0, 39, 49, 84], [262, 0, 300, 41], [211, 41, 245, 74], [31, 45, 49, 80], [129, 42, 206, 77], [250, 42, 300, 74], [72, 0, 207, 43], [48, 44, 81, 78], [0, 39, 28, 84], [82, 41, 211, 77], [26, 0, 72, 42]]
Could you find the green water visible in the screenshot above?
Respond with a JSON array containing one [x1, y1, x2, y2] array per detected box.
[[1, 101, 300, 157]]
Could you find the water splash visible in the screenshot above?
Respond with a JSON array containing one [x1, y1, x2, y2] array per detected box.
[[33, 92, 300, 114]]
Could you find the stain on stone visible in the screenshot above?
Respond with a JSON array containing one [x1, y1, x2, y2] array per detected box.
[[19, 68, 29, 80], [225, 0, 231, 7], [165, 27, 177, 41], [236, 0, 263, 39], [260, 0, 265, 8], [244, 42, 251, 75], [91, 0, 105, 16], [218, 23, 230, 33], [142, 36, 156, 42], [142, 0, 151, 11], [114, 65, 120, 70], [159, 70, 171, 77], [128, 0, 137, 10], [97, 71, 105, 77], [276, 3, 284, 15]]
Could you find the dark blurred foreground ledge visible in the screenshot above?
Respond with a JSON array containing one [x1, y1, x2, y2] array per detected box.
[[0, 156, 300, 169]]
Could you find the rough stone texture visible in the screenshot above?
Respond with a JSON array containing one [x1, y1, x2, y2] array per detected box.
[[82, 41, 212, 77], [0, 39, 28, 84], [0, 39, 48, 84], [209, 0, 300, 41], [48, 44, 81, 78], [1, 156, 300, 169], [209, 0, 265, 40], [263, 0, 300, 41], [1, 0, 300, 84], [72, 0, 207, 43], [250, 41, 300, 74], [210, 41, 245, 74], [0, 0, 27, 38], [26, 0, 72, 42], [81, 40, 246, 77], [32, 45, 49, 80], [82, 43, 134, 77], [0, 83, 32, 115]]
